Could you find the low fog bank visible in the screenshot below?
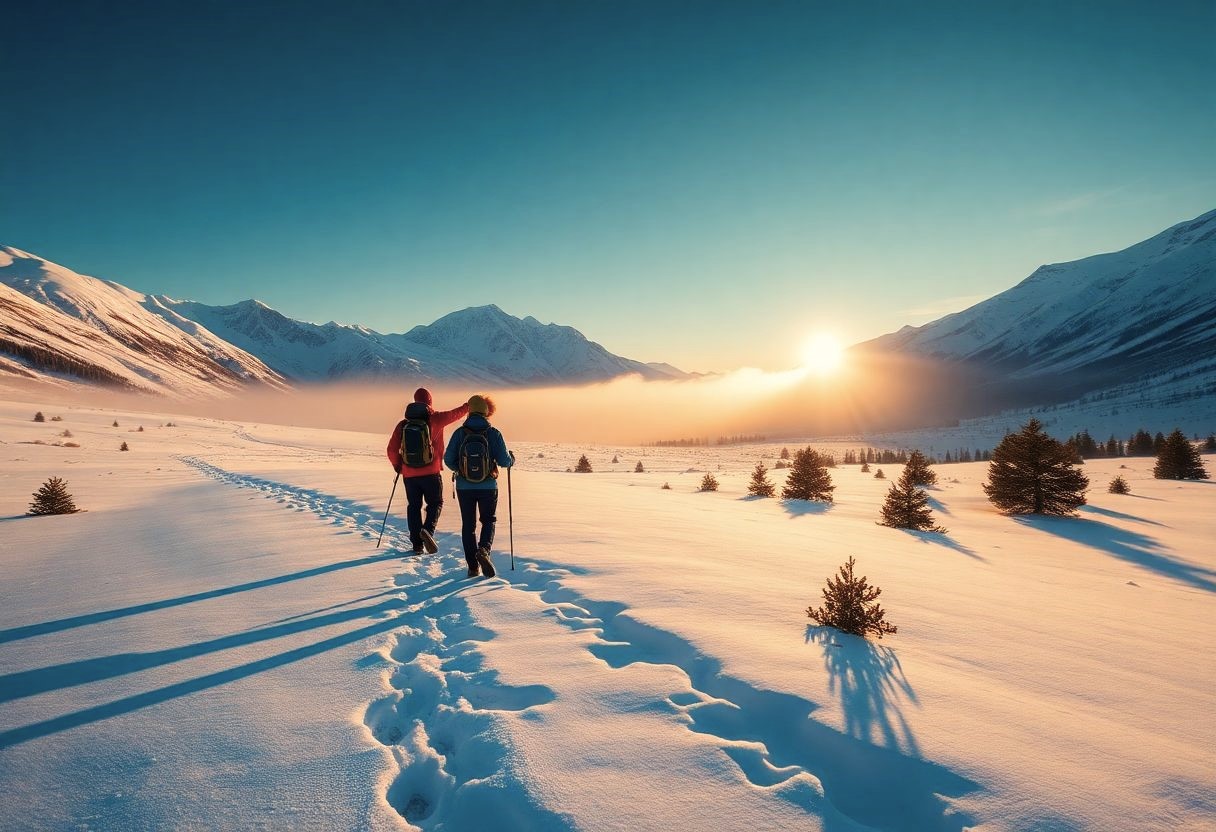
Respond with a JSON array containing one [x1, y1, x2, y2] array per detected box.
[[4, 351, 1002, 444]]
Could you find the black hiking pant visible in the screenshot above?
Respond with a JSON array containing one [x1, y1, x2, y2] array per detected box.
[[404, 473, 444, 550], [456, 489, 497, 567]]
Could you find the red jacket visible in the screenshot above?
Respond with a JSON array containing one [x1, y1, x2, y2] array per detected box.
[[387, 403, 469, 477]]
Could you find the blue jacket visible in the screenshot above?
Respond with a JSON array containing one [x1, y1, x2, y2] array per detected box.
[[444, 414, 513, 490]]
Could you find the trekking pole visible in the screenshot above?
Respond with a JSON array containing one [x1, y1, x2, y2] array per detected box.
[[507, 465, 514, 570], [376, 472, 400, 548]]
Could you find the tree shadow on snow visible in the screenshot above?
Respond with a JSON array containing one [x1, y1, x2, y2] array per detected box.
[[925, 496, 953, 516], [806, 626, 921, 755], [902, 528, 985, 561], [781, 499, 833, 517], [1014, 515, 1216, 592], [1078, 504, 1166, 526]]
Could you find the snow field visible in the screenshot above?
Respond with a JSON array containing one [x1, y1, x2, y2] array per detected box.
[[2, 398, 1214, 831]]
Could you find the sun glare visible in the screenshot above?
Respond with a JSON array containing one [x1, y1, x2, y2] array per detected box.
[[801, 333, 845, 376]]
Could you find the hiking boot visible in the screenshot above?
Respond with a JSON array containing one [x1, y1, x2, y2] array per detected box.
[[411, 545, 424, 556], [466, 563, 481, 578], [475, 546, 496, 578], [419, 528, 438, 554]]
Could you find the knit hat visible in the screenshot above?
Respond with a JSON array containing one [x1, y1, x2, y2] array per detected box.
[[468, 394, 495, 417], [413, 387, 433, 406]]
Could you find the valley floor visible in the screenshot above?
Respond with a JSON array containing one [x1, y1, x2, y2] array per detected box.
[[1, 398, 1213, 831]]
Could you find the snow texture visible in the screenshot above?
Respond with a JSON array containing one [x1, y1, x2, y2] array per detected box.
[[2, 398, 1213, 831]]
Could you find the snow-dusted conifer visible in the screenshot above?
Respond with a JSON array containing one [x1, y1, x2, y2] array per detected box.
[[120, 441, 129, 452], [28, 476, 79, 516], [780, 447, 790, 460], [807, 556, 897, 638], [879, 468, 945, 531], [983, 419, 1088, 515], [699, 473, 719, 492], [747, 462, 775, 497], [574, 454, 593, 473], [902, 450, 937, 487], [874, 468, 885, 479], [1107, 475, 1130, 494], [1153, 430, 1208, 480], [860, 461, 870, 473], [611, 454, 619, 464], [781, 447, 834, 502], [33, 411, 45, 422], [635, 461, 644, 473], [1205, 434, 1216, 452]]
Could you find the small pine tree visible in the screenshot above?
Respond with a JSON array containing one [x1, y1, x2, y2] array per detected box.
[[983, 419, 1088, 515], [33, 411, 45, 422], [699, 473, 719, 492], [1153, 429, 1209, 480], [860, 461, 870, 473], [661, 482, 671, 490], [28, 477, 79, 516], [120, 441, 129, 451], [138, 426, 145, 432], [874, 468, 885, 479], [806, 556, 897, 639], [112, 420, 119, 427], [879, 468, 946, 531], [780, 447, 791, 460], [1108, 475, 1130, 495], [747, 462, 775, 497], [774, 460, 790, 469], [1204, 434, 1216, 453], [902, 450, 937, 487], [781, 447, 835, 502], [611, 454, 619, 464], [61, 429, 73, 438], [635, 461, 644, 473], [574, 454, 593, 473]]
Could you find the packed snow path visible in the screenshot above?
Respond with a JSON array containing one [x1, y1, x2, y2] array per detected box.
[[180, 456, 977, 831]]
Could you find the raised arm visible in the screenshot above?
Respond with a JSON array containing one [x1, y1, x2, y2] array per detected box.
[[432, 402, 470, 429]]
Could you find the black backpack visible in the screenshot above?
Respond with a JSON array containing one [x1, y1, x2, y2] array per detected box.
[[458, 426, 497, 483], [400, 402, 433, 468]]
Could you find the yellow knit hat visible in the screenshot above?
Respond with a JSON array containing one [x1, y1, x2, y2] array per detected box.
[[468, 394, 495, 417]]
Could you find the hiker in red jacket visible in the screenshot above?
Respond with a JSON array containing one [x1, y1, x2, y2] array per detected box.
[[386, 388, 469, 554]]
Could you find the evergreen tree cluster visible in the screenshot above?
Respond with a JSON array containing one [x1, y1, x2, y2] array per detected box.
[[983, 419, 1088, 515], [807, 556, 897, 638], [1205, 434, 1216, 453], [879, 467, 946, 532], [747, 462, 775, 497], [713, 434, 767, 445], [781, 447, 835, 502], [1153, 430, 1208, 480], [28, 477, 79, 516]]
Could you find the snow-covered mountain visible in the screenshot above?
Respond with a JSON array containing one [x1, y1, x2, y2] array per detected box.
[[865, 209, 1216, 394], [0, 247, 289, 396], [157, 298, 683, 386], [0, 245, 684, 395]]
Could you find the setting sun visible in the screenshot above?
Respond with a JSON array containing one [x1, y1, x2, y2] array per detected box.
[[800, 333, 846, 375]]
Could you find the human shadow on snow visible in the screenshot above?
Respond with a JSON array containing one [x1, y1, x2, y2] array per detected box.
[[1015, 515, 1216, 592], [0, 551, 404, 645], [0, 572, 481, 749], [0, 572, 474, 706]]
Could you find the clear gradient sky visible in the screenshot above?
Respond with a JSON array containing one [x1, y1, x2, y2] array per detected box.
[[3, 1, 1213, 372]]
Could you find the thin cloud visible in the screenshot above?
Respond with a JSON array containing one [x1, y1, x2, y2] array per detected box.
[[1038, 187, 1126, 216], [900, 294, 989, 319]]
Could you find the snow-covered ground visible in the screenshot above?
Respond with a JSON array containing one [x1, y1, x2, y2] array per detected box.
[[1, 398, 1213, 831]]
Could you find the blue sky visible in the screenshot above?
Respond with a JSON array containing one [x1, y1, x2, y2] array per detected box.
[[3, 1, 1213, 372]]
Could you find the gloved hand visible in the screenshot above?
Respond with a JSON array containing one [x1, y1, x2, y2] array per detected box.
[[509, 451, 516, 463], [394, 462, 402, 475]]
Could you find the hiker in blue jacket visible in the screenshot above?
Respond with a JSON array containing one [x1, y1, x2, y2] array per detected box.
[[444, 394, 514, 578]]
